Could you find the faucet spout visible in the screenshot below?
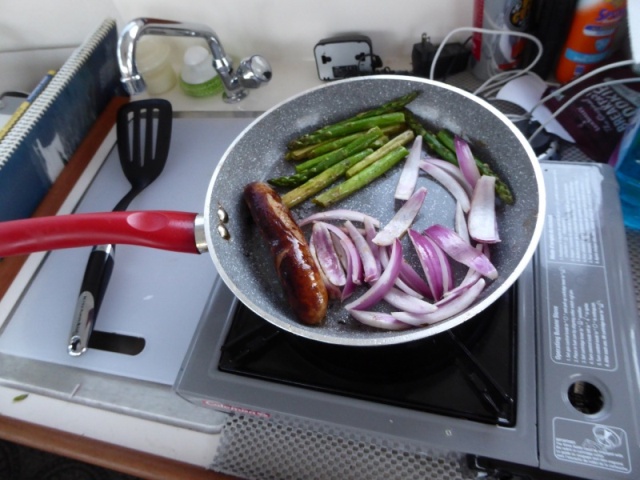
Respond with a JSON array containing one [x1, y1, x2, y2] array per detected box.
[[117, 18, 271, 103]]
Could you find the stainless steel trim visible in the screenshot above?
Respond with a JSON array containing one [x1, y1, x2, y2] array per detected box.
[[194, 214, 208, 253]]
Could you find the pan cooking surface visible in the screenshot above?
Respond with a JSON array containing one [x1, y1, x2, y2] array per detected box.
[[205, 76, 544, 346]]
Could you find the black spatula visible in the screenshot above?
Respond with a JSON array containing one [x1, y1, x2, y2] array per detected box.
[[68, 99, 173, 356]]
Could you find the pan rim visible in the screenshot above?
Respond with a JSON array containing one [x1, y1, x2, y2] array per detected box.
[[204, 75, 546, 346]]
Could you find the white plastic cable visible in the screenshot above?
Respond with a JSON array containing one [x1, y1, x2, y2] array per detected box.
[[428, 26, 543, 95], [524, 60, 635, 120], [527, 78, 640, 144]]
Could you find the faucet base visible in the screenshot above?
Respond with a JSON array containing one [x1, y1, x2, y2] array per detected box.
[[223, 89, 249, 103]]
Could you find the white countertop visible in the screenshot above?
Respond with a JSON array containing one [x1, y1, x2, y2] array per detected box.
[[136, 59, 325, 114]]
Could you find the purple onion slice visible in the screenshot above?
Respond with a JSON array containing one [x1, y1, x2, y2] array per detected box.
[[347, 309, 411, 330], [468, 175, 501, 244], [454, 135, 481, 188], [298, 209, 380, 228], [345, 238, 402, 311], [394, 135, 423, 201], [424, 224, 498, 280], [373, 187, 427, 246], [419, 161, 470, 213], [344, 220, 380, 283], [392, 278, 486, 326]]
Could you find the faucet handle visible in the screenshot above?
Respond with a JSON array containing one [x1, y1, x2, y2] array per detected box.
[[235, 55, 272, 89]]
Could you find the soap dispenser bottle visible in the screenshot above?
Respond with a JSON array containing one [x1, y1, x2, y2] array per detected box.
[[179, 45, 224, 97]]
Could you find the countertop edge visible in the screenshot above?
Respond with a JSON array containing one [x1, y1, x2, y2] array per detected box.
[[0, 406, 237, 479]]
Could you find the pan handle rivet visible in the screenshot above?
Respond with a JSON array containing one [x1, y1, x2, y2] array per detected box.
[[217, 224, 230, 240], [217, 207, 228, 223]]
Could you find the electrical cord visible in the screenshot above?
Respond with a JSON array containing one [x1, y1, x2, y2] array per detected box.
[[429, 27, 544, 91], [521, 59, 636, 121], [368, 27, 635, 151], [493, 60, 637, 135], [527, 77, 640, 143], [431, 28, 636, 147]]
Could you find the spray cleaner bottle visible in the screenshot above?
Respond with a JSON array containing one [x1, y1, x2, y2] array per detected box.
[[471, 0, 534, 80], [555, 0, 627, 84]]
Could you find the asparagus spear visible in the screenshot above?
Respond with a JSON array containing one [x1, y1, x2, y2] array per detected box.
[[404, 109, 457, 163], [288, 112, 405, 149], [297, 127, 384, 172], [313, 146, 409, 208], [436, 130, 514, 205], [287, 92, 420, 149], [295, 128, 382, 172], [285, 138, 338, 162], [301, 132, 368, 160], [381, 123, 410, 138], [325, 91, 420, 127], [281, 149, 373, 208], [345, 129, 415, 178], [284, 124, 407, 162], [268, 128, 384, 188]]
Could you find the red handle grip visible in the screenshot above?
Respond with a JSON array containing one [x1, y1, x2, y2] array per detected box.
[[0, 211, 201, 257]]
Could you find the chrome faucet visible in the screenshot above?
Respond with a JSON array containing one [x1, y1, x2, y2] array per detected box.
[[117, 18, 272, 103]]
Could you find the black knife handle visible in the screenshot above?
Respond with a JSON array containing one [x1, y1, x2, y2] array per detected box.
[[68, 244, 115, 356]]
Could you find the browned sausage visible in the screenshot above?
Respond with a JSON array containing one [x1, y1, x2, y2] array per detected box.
[[243, 181, 328, 325]]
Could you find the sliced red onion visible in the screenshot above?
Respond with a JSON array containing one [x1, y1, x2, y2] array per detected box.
[[298, 209, 381, 228], [345, 239, 402, 311], [419, 161, 470, 213], [398, 259, 433, 299], [373, 187, 427, 246], [383, 287, 437, 314], [454, 202, 470, 244], [440, 243, 484, 301], [344, 220, 380, 283], [423, 158, 473, 196], [321, 221, 362, 284], [482, 241, 491, 260], [309, 241, 342, 299], [468, 175, 501, 244], [331, 232, 349, 271], [340, 243, 356, 301], [438, 269, 481, 305], [363, 216, 382, 273], [379, 243, 431, 297], [424, 224, 498, 280], [392, 278, 486, 326], [347, 309, 411, 330], [433, 235, 454, 295], [311, 222, 346, 286], [379, 243, 423, 298], [394, 135, 423, 201], [454, 135, 481, 188], [408, 229, 444, 300]]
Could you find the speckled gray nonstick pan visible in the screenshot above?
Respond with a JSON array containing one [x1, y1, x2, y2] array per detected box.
[[205, 75, 546, 346]]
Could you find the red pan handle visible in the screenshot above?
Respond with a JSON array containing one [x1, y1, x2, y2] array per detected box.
[[0, 211, 201, 257]]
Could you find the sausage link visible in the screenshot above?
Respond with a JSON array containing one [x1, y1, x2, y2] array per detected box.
[[243, 182, 328, 325]]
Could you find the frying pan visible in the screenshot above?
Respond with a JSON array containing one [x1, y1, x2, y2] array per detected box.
[[0, 76, 545, 346]]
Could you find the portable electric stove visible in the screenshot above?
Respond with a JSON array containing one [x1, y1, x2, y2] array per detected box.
[[176, 161, 640, 480]]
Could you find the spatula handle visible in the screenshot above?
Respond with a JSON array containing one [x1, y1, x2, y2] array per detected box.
[[68, 244, 115, 356], [0, 211, 201, 257]]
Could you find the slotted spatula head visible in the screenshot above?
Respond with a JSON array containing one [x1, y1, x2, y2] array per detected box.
[[116, 98, 173, 192]]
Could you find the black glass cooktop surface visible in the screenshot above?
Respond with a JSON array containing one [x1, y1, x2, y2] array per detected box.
[[219, 285, 518, 426]]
